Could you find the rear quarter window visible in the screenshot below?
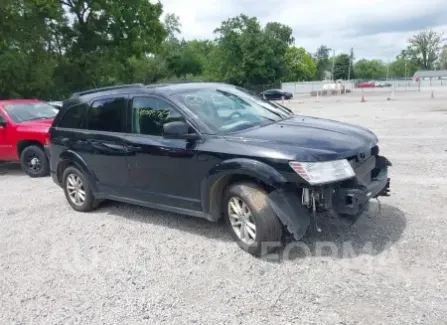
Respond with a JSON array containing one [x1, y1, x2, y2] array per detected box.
[[57, 104, 87, 129]]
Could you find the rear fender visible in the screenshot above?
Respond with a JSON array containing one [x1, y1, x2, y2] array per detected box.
[[58, 150, 98, 193], [268, 188, 311, 240]]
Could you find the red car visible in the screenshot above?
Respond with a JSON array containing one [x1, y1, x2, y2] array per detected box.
[[357, 81, 375, 88], [0, 99, 57, 177]]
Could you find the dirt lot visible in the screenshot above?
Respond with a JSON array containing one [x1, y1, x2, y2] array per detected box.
[[1, 89, 447, 324]]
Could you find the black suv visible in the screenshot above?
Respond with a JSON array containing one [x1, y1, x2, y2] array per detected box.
[[48, 82, 391, 256]]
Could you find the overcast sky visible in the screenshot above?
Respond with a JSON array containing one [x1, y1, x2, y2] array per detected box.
[[160, 0, 447, 61]]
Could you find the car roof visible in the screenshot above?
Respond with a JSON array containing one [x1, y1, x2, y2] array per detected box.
[[63, 82, 239, 107], [0, 99, 42, 106]]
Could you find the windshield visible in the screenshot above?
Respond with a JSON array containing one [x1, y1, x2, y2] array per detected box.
[[171, 86, 294, 134], [4, 102, 57, 123]]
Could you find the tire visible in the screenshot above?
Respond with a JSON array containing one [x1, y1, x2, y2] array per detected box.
[[62, 166, 98, 212], [20, 145, 49, 178], [223, 182, 283, 257]]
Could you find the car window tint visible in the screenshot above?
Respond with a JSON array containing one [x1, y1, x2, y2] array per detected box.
[[87, 97, 126, 133], [58, 104, 87, 129], [132, 97, 183, 136]]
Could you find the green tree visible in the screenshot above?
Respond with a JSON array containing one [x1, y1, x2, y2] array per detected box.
[[283, 47, 316, 81], [388, 58, 418, 78], [0, 0, 62, 98], [314, 45, 331, 80], [165, 41, 203, 78], [212, 14, 293, 86], [354, 59, 386, 79], [439, 46, 447, 70], [59, 0, 167, 86], [333, 54, 350, 80]]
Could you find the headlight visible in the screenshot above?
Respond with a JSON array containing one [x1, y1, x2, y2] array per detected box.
[[289, 159, 355, 185]]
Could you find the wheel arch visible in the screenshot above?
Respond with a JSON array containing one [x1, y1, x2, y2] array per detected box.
[[57, 151, 99, 193], [17, 139, 44, 157], [201, 158, 288, 221]]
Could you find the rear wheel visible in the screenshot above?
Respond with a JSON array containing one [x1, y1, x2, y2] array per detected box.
[[223, 182, 283, 257], [62, 166, 99, 212], [20, 145, 49, 178]]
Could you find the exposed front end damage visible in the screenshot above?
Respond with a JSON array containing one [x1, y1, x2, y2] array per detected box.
[[267, 149, 392, 241]]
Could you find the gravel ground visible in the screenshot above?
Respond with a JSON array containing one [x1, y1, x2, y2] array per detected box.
[[1, 89, 447, 324]]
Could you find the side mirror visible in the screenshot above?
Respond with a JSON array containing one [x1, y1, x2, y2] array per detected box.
[[163, 121, 200, 141]]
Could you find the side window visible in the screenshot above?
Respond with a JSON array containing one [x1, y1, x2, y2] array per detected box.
[[58, 104, 87, 129], [132, 97, 184, 136], [87, 97, 126, 133]]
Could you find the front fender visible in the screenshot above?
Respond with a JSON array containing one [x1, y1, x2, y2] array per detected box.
[[268, 188, 310, 240], [201, 158, 288, 220], [58, 150, 99, 194]]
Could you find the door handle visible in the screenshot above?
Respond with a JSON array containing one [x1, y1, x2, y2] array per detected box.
[[124, 145, 142, 152]]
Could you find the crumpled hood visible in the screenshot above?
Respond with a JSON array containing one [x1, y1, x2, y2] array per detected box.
[[226, 115, 378, 161]]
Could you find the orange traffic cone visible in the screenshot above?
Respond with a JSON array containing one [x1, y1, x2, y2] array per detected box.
[[361, 95, 366, 102]]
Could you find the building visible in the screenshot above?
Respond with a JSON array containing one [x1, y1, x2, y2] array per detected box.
[[413, 70, 447, 80]]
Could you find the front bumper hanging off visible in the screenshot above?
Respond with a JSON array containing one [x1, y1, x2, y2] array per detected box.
[[332, 166, 391, 217], [267, 155, 392, 241], [332, 155, 391, 218]]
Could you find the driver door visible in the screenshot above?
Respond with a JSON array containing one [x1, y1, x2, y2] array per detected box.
[[0, 111, 15, 161], [124, 95, 203, 211]]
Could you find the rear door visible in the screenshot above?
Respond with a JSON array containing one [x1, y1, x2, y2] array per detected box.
[[51, 96, 130, 195], [82, 96, 130, 194]]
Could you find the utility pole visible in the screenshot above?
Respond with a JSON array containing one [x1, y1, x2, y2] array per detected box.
[[386, 60, 390, 80], [347, 47, 353, 81], [331, 49, 336, 81]]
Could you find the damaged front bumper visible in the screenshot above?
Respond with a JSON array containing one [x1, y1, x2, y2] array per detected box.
[[267, 155, 392, 240], [332, 162, 391, 218]]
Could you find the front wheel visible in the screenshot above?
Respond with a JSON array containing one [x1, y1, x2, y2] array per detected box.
[[20, 145, 49, 178], [223, 182, 283, 257]]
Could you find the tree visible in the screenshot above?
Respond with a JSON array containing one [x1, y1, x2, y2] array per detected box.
[[283, 47, 316, 81], [333, 54, 350, 80], [354, 59, 386, 80], [165, 41, 203, 78], [213, 14, 293, 86], [388, 58, 418, 78], [314, 45, 331, 80], [0, 0, 63, 98], [407, 29, 444, 70], [438, 46, 447, 70], [59, 0, 167, 85], [164, 13, 182, 41]]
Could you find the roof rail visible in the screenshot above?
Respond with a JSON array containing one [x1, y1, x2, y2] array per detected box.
[[152, 80, 203, 85], [71, 83, 145, 97]]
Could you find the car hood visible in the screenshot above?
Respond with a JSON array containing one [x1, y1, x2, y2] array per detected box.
[[16, 118, 54, 132], [226, 115, 378, 161]]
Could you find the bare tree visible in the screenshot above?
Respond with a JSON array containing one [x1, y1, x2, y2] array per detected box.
[[408, 29, 444, 70]]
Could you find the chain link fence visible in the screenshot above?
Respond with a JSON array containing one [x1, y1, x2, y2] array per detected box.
[[281, 77, 447, 95]]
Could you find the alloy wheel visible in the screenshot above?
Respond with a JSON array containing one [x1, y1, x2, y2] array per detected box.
[[66, 174, 86, 206], [228, 197, 257, 245]]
